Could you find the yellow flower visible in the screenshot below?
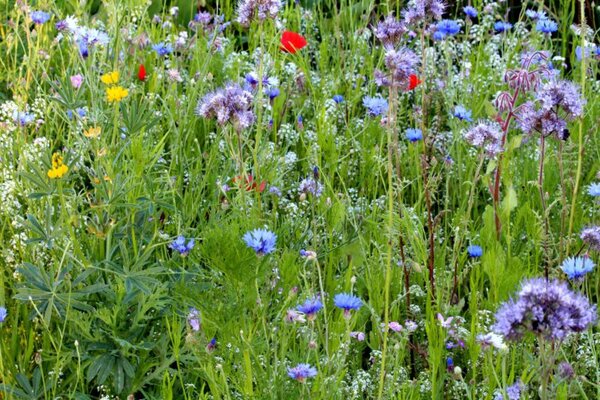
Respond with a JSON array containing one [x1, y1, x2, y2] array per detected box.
[[47, 152, 69, 179], [106, 86, 129, 103], [100, 71, 120, 85], [84, 126, 101, 138]]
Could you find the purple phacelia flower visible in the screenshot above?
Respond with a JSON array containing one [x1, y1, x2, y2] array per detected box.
[[373, 14, 406, 49], [196, 83, 255, 131], [287, 363, 317, 382], [581, 226, 600, 251], [236, 0, 282, 27], [170, 236, 195, 256], [463, 120, 503, 157], [376, 47, 420, 88], [402, 0, 446, 26], [243, 228, 277, 255], [187, 307, 201, 331], [299, 177, 323, 197], [492, 278, 597, 341]]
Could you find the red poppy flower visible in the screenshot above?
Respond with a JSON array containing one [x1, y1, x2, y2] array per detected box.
[[280, 31, 307, 54], [407, 74, 421, 90], [137, 64, 147, 81], [233, 174, 266, 193]]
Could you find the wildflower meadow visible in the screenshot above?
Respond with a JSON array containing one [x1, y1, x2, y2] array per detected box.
[[1, 0, 600, 398]]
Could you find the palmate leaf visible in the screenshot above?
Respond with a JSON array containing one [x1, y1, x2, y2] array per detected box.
[[14, 262, 107, 324], [86, 351, 136, 394]]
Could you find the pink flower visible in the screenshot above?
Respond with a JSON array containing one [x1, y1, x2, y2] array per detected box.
[[70, 74, 83, 89]]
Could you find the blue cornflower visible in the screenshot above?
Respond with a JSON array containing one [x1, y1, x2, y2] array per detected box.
[[31, 11, 51, 24], [297, 297, 323, 320], [405, 128, 423, 142], [334, 293, 362, 317], [574, 45, 597, 61], [463, 6, 478, 18], [287, 363, 317, 382], [267, 87, 280, 100], [333, 94, 344, 103], [0, 307, 6, 322], [243, 229, 277, 255], [536, 19, 558, 34], [152, 42, 173, 56], [494, 21, 513, 33], [13, 111, 35, 126], [170, 236, 195, 256], [435, 20, 461, 39], [525, 10, 547, 20], [467, 245, 483, 258], [588, 182, 600, 197], [453, 105, 473, 122], [561, 256, 595, 280], [363, 95, 388, 117]]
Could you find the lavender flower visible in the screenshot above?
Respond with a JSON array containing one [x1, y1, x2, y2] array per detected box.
[[31, 11, 51, 24], [463, 6, 478, 18], [453, 105, 472, 122], [170, 236, 195, 256], [402, 0, 446, 26], [536, 19, 558, 34], [236, 0, 282, 27], [581, 226, 600, 251], [243, 228, 277, 255], [389, 321, 403, 332], [287, 363, 317, 382], [463, 120, 503, 157], [405, 128, 423, 142], [299, 177, 323, 197], [334, 293, 362, 317], [560, 256, 595, 280], [0, 307, 6, 323], [492, 278, 597, 341], [297, 297, 323, 320], [350, 331, 366, 341], [363, 96, 388, 117], [373, 14, 406, 49], [196, 83, 255, 131], [187, 307, 201, 331]]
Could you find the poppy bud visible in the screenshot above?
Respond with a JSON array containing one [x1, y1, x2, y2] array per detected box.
[[137, 64, 147, 81]]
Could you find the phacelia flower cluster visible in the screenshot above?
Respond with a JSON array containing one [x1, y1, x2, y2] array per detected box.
[[463, 120, 503, 157], [581, 226, 600, 251], [402, 0, 446, 26], [375, 47, 420, 89], [373, 14, 406, 49], [196, 83, 255, 131], [492, 278, 597, 341], [236, 0, 282, 27]]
